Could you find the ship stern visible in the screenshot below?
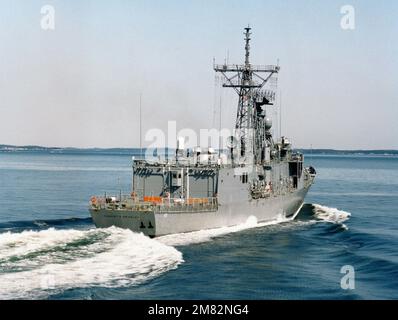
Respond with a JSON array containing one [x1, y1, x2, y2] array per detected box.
[[90, 208, 157, 237]]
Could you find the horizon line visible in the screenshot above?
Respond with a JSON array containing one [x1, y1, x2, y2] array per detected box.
[[1, 143, 397, 152]]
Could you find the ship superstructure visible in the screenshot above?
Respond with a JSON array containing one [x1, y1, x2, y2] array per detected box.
[[89, 27, 316, 237]]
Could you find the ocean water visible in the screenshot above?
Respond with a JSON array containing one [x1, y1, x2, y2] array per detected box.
[[0, 152, 397, 300]]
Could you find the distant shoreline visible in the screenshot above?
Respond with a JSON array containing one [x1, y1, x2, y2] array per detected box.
[[1, 144, 398, 156]]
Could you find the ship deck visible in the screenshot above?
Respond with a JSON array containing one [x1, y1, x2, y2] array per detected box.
[[90, 195, 218, 213]]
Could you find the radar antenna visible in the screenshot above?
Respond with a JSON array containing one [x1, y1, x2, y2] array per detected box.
[[214, 27, 280, 164]]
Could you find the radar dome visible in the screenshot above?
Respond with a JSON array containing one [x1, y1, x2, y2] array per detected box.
[[264, 118, 272, 131]]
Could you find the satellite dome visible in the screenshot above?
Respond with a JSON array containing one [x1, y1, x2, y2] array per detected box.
[[264, 118, 272, 131]]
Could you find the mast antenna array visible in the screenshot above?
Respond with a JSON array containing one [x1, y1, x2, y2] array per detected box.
[[213, 27, 280, 163]]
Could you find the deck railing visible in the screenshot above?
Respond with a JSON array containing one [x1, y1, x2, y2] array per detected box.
[[90, 195, 218, 213]]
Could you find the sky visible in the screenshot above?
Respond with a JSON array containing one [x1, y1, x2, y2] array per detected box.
[[0, 0, 397, 149]]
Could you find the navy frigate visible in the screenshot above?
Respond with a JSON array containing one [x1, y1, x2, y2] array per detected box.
[[89, 27, 316, 237]]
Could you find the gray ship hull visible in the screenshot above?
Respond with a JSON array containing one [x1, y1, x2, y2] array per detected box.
[[89, 27, 317, 238], [90, 182, 311, 237]]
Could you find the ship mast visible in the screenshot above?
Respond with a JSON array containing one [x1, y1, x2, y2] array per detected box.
[[214, 27, 280, 165]]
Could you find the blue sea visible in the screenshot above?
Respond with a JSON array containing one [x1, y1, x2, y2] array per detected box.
[[0, 152, 397, 300]]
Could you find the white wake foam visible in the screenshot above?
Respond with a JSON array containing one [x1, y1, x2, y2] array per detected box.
[[0, 204, 350, 298], [0, 227, 183, 299], [311, 204, 351, 229], [0, 214, 292, 298], [0, 228, 95, 260], [158, 214, 290, 246]]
